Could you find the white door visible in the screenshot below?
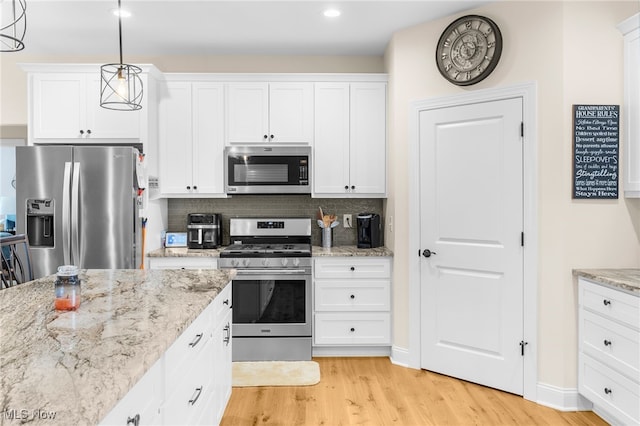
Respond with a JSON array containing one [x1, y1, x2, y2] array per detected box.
[[419, 97, 524, 395], [192, 82, 225, 195], [350, 83, 387, 195], [159, 82, 193, 194], [269, 82, 313, 144], [314, 83, 350, 194], [226, 83, 269, 144]]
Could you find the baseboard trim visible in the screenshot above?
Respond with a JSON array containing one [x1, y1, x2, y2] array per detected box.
[[536, 382, 593, 411], [312, 346, 391, 357], [390, 345, 417, 369]]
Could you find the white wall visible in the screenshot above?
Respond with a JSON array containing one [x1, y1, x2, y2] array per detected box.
[[385, 0, 640, 390]]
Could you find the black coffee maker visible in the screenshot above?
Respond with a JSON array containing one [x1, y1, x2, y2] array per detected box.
[[356, 213, 382, 248]]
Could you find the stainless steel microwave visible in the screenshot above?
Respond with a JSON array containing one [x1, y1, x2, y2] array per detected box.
[[224, 146, 311, 194]]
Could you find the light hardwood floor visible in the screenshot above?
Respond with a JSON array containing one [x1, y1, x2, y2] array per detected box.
[[221, 357, 607, 426]]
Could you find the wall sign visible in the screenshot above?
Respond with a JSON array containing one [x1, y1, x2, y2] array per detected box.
[[572, 104, 619, 199]]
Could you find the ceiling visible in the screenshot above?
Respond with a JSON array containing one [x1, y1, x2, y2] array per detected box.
[[17, 0, 492, 57]]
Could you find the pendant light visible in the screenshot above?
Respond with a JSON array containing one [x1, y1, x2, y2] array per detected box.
[[100, 0, 143, 111], [0, 0, 27, 52]]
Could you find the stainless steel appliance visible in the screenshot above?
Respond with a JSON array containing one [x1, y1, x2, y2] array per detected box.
[[357, 213, 382, 248], [218, 217, 312, 361], [224, 146, 310, 194], [16, 146, 141, 279], [187, 213, 221, 249]]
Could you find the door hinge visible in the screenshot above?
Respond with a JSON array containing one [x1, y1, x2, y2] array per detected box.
[[521, 232, 524, 247], [519, 340, 528, 356], [520, 122, 524, 138]]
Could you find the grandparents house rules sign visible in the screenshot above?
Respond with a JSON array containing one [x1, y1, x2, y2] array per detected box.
[[573, 104, 620, 199]]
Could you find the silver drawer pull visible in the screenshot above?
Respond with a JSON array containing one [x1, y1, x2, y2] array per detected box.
[[189, 386, 203, 405], [189, 333, 203, 348], [350, 294, 355, 299], [223, 323, 231, 345]]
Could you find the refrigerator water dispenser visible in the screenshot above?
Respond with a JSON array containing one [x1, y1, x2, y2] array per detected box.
[[26, 199, 54, 247]]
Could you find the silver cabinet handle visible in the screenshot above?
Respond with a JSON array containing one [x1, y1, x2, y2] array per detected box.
[[189, 387, 203, 405], [189, 333, 203, 348], [126, 414, 140, 426], [223, 323, 231, 345]]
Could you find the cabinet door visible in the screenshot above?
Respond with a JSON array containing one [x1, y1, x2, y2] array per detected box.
[[350, 83, 386, 195], [86, 75, 142, 139], [31, 74, 86, 139], [623, 23, 640, 197], [226, 83, 269, 144], [192, 83, 225, 194], [313, 83, 351, 194], [269, 82, 313, 144], [159, 82, 194, 194]]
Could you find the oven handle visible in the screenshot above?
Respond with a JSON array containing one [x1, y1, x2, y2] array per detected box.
[[235, 269, 309, 275]]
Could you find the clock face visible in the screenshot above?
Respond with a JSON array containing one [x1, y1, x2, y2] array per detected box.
[[436, 15, 503, 86]]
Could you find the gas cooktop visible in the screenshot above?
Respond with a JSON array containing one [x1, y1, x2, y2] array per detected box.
[[221, 243, 311, 258]]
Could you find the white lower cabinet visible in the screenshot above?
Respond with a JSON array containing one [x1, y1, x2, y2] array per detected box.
[[100, 284, 232, 426], [578, 278, 639, 425], [313, 257, 391, 352]]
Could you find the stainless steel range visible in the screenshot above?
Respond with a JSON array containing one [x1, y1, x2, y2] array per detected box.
[[218, 218, 312, 361]]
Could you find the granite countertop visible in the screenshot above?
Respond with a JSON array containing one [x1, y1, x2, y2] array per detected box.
[[147, 247, 224, 258], [0, 268, 235, 425], [573, 268, 640, 296], [148, 245, 394, 258], [312, 245, 394, 257]]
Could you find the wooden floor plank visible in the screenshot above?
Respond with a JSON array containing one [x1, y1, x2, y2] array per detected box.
[[221, 357, 607, 425]]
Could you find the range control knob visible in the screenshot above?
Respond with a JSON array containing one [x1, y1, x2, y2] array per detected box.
[[292, 258, 300, 267], [231, 259, 239, 267], [280, 258, 289, 267], [242, 259, 251, 267], [261, 258, 269, 267]]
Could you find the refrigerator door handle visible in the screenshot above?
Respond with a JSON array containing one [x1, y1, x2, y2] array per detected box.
[[71, 162, 81, 266], [62, 162, 72, 265]]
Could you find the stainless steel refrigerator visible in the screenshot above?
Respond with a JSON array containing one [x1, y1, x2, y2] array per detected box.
[[16, 146, 141, 279]]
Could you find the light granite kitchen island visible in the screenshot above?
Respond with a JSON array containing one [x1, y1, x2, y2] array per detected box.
[[0, 268, 235, 425]]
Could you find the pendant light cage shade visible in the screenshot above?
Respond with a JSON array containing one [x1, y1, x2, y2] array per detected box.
[[100, 64, 143, 111], [0, 0, 27, 52]]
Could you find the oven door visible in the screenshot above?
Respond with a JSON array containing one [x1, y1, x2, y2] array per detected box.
[[231, 270, 311, 337]]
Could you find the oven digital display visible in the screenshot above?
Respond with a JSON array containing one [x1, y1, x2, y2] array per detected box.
[[257, 221, 284, 229]]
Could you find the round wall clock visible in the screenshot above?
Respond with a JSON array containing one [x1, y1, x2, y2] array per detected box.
[[436, 15, 503, 86]]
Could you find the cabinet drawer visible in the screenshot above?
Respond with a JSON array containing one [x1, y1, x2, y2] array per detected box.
[[164, 303, 213, 386], [148, 257, 218, 270], [164, 341, 215, 426], [100, 359, 162, 426], [581, 309, 640, 378], [213, 283, 232, 321], [579, 279, 640, 329], [315, 280, 390, 311], [579, 354, 640, 425], [314, 257, 391, 279], [314, 313, 390, 345]]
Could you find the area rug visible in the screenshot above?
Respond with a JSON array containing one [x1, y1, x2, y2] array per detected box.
[[232, 361, 321, 387]]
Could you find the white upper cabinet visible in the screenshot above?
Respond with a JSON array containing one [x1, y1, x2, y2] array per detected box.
[[159, 81, 225, 197], [30, 73, 142, 141], [618, 13, 640, 198], [314, 82, 387, 197], [226, 82, 313, 144]]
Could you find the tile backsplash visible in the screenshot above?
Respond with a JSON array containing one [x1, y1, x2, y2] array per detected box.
[[168, 196, 383, 246]]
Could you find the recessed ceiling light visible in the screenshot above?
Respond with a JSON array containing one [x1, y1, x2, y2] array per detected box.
[[111, 8, 132, 18], [323, 9, 341, 18]]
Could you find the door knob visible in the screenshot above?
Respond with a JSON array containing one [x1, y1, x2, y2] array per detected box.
[[422, 249, 436, 258]]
